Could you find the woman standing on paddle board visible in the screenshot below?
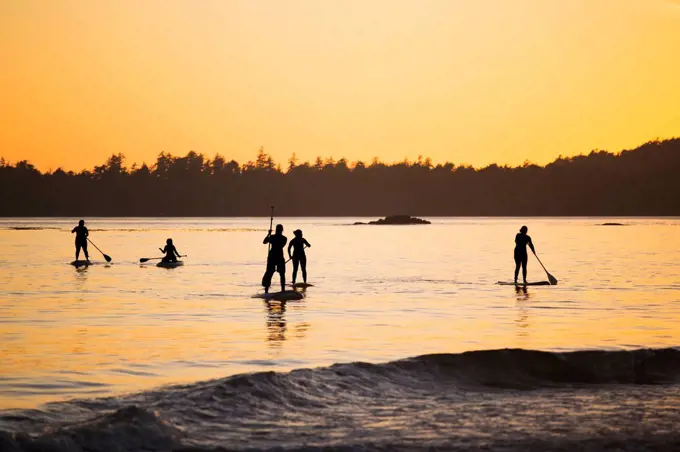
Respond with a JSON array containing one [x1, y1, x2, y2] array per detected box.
[[71, 220, 89, 261], [514, 225, 535, 285], [288, 229, 311, 286], [262, 224, 287, 293]]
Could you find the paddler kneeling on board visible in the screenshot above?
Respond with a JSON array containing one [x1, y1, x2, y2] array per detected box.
[[71, 219, 90, 262], [514, 225, 535, 285], [160, 238, 181, 263], [262, 224, 287, 293]]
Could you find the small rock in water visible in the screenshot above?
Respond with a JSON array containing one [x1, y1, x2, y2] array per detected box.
[[356, 215, 431, 225]]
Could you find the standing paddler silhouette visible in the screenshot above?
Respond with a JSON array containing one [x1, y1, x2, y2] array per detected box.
[[261, 206, 276, 292]]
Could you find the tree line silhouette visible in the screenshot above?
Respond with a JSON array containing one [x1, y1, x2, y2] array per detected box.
[[1, 139, 678, 216]]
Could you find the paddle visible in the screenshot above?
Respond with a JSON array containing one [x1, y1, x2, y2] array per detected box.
[[533, 251, 558, 285], [87, 238, 112, 262], [267, 205, 275, 253], [262, 206, 275, 288], [285, 244, 308, 263], [139, 255, 187, 263]]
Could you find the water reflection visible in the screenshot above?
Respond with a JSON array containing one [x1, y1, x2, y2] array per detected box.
[[73, 266, 88, 290], [264, 289, 310, 348], [515, 285, 530, 301], [265, 301, 287, 346], [293, 322, 311, 340], [515, 286, 530, 338], [3, 217, 680, 410], [72, 327, 89, 355]]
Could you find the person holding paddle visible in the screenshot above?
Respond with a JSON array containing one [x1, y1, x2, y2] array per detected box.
[[71, 220, 90, 261], [288, 229, 311, 286], [262, 224, 287, 293], [514, 225, 535, 285], [159, 238, 181, 263]]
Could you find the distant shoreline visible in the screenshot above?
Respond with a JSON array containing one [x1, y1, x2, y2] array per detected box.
[[2, 139, 679, 217], [1, 215, 679, 219]]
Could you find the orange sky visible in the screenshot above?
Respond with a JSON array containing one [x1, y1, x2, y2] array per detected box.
[[1, 0, 679, 171]]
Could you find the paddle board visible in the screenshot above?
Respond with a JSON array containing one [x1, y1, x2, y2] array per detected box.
[[70, 260, 96, 267], [497, 281, 552, 286], [290, 283, 313, 288], [156, 261, 184, 268], [252, 290, 305, 301]]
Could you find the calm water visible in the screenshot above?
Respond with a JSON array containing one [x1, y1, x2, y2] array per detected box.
[[1, 217, 680, 451], [1, 217, 678, 408]]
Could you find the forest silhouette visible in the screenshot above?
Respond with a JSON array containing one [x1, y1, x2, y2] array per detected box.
[[1, 138, 678, 216]]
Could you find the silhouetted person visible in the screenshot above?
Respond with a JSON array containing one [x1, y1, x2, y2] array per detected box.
[[160, 238, 181, 263], [71, 220, 89, 261], [262, 224, 287, 293], [514, 225, 535, 284], [288, 229, 311, 285]]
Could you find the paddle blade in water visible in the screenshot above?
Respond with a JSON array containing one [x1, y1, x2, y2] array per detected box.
[[533, 253, 557, 285], [87, 239, 111, 262]]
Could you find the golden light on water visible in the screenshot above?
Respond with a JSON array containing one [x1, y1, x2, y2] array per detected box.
[[1, 218, 680, 408]]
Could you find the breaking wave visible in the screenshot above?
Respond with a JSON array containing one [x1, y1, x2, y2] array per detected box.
[[2, 347, 680, 451]]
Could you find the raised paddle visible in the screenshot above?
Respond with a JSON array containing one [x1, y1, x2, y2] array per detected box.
[[139, 255, 187, 263], [533, 251, 558, 285], [267, 205, 275, 252], [262, 206, 276, 288], [87, 238, 112, 262]]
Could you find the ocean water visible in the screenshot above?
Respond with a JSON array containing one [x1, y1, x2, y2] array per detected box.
[[0, 217, 679, 451]]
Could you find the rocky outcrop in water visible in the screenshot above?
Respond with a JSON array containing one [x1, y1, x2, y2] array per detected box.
[[354, 215, 431, 225]]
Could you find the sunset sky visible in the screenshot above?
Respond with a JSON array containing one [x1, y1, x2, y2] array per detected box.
[[1, 0, 679, 171]]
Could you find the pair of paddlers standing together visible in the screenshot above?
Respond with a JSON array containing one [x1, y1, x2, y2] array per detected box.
[[262, 225, 311, 293]]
